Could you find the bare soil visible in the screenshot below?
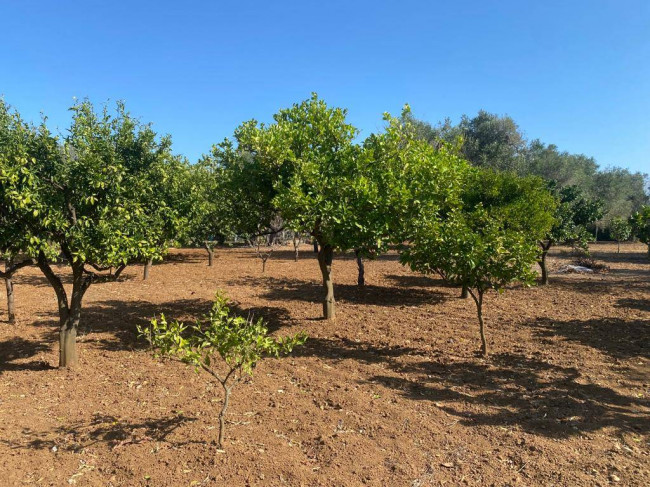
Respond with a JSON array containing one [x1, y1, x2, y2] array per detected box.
[[1, 242, 648, 486]]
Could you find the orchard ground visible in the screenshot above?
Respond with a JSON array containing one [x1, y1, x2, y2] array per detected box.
[[0, 243, 648, 486]]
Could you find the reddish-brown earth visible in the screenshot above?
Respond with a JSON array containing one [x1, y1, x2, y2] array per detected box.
[[0, 242, 648, 486]]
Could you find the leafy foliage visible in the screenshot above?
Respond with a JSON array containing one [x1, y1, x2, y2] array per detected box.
[[405, 110, 648, 223], [139, 292, 307, 448], [609, 217, 631, 252], [1, 98, 182, 366], [630, 205, 650, 255], [401, 169, 553, 356], [547, 185, 603, 249]]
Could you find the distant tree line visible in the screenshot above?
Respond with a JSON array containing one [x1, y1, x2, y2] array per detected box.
[[401, 110, 649, 234]]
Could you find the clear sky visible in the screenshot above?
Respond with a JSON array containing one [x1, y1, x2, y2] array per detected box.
[[2, 1, 648, 173]]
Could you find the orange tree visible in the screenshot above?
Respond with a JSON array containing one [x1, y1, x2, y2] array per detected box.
[[402, 169, 555, 357], [1, 100, 180, 366], [630, 205, 650, 256]]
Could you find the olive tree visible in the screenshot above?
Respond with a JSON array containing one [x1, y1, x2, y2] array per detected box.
[[139, 292, 306, 449]]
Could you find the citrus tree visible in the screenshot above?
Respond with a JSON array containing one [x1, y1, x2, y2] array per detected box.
[[0, 100, 46, 322], [137, 154, 192, 279], [538, 184, 603, 284], [139, 292, 307, 449], [2, 100, 178, 366], [354, 108, 469, 287], [630, 205, 650, 256], [402, 169, 554, 357], [232, 94, 362, 319], [182, 154, 234, 266], [610, 217, 631, 254]]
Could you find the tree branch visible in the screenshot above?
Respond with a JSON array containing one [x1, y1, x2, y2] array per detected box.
[[36, 251, 69, 313], [0, 258, 34, 279]]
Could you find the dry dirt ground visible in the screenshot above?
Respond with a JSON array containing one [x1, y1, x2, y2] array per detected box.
[[0, 242, 648, 486]]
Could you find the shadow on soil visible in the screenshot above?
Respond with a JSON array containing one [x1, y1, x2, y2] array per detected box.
[[228, 276, 444, 307], [295, 335, 648, 438], [0, 336, 54, 373], [27, 296, 296, 354], [616, 297, 650, 313], [528, 316, 649, 360], [292, 336, 426, 364], [369, 351, 649, 438], [1, 413, 199, 452]]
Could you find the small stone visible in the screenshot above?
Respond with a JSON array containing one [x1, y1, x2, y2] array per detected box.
[[610, 474, 621, 483]]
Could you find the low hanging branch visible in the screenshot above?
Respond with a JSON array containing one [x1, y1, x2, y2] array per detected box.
[[138, 291, 307, 449], [0, 257, 34, 280]]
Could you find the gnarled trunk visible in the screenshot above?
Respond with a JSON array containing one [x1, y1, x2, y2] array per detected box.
[[355, 250, 365, 287], [143, 258, 153, 280], [317, 243, 335, 320]]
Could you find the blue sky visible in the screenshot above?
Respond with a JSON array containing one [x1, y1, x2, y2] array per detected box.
[[2, 1, 648, 173]]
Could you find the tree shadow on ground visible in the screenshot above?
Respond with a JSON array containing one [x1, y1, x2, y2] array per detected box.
[[384, 273, 453, 289], [291, 336, 426, 364], [544, 275, 649, 295], [85, 298, 295, 351], [616, 297, 650, 313], [290, 336, 648, 438], [527, 316, 649, 360], [1, 412, 199, 452], [368, 352, 649, 438], [228, 276, 444, 307], [0, 336, 54, 373], [27, 296, 296, 353], [589, 247, 650, 265]]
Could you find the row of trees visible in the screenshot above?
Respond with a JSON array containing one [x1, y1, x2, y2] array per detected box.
[[2, 95, 648, 367], [403, 110, 649, 228]]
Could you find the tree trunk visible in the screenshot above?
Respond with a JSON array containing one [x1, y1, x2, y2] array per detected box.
[[293, 234, 300, 262], [460, 283, 468, 299], [205, 242, 214, 267], [5, 260, 15, 323], [470, 290, 488, 357], [37, 252, 89, 368], [617, 241, 620, 254], [143, 258, 153, 280], [313, 241, 319, 253], [262, 259, 267, 273], [317, 243, 335, 320], [538, 241, 551, 285], [218, 384, 231, 449], [355, 250, 365, 287]]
